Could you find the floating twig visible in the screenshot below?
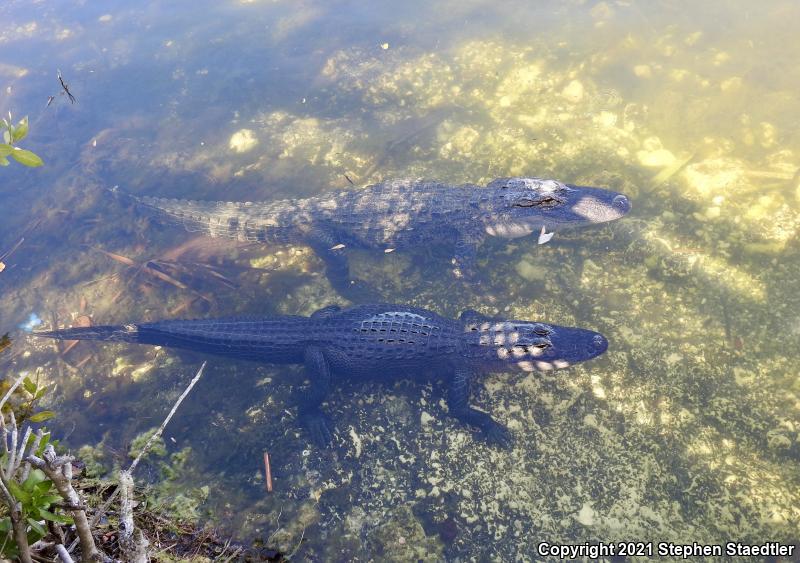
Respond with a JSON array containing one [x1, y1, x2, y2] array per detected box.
[[57, 70, 76, 104]]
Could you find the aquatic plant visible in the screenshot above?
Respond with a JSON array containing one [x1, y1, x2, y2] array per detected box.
[[0, 115, 43, 168]]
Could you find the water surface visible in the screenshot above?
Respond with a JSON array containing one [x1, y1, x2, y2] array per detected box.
[[1, 0, 799, 559]]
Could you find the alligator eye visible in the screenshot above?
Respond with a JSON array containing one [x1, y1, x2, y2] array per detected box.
[[532, 324, 551, 335]]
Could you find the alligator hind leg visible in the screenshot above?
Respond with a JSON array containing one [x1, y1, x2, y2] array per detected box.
[[297, 346, 335, 447], [447, 368, 512, 448]]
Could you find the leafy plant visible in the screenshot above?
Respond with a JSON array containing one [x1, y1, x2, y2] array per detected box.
[[0, 467, 71, 558], [0, 373, 57, 427], [0, 114, 43, 167]]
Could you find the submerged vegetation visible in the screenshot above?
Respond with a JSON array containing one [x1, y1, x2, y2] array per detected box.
[[0, 0, 799, 559]]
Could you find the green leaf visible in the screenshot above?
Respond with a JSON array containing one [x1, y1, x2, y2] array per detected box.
[[12, 117, 27, 142], [29, 410, 55, 423], [0, 143, 12, 157], [22, 376, 37, 395], [2, 130, 9, 144], [36, 433, 50, 455], [26, 518, 46, 539], [10, 149, 43, 168], [34, 385, 49, 400], [32, 480, 53, 498], [7, 481, 31, 504], [22, 469, 47, 492], [38, 495, 63, 506], [0, 518, 11, 533], [0, 156, 8, 166], [38, 509, 72, 524]]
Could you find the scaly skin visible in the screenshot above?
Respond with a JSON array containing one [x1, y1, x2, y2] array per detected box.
[[129, 178, 631, 293], [34, 304, 608, 448]]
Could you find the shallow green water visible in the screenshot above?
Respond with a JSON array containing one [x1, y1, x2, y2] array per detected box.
[[1, 0, 799, 559]]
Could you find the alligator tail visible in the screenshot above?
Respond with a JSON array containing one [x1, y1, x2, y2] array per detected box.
[[34, 324, 146, 344], [114, 188, 282, 243]]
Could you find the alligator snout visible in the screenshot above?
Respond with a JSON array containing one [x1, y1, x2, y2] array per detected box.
[[590, 333, 608, 355], [612, 194, 631, 214]]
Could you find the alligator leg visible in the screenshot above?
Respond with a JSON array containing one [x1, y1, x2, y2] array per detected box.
[[447, 367, 512, 448], [310, 304, 342, 318], [297, 346, 335, 447], [306, 230, 378, 300], [452, 232, 492, 287]]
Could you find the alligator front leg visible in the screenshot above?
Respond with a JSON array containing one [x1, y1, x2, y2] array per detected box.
[[452, 230, 494, 287], [297, 346, 335, 447], [447, 367, 512, 448], [306, 229, 379, 300]]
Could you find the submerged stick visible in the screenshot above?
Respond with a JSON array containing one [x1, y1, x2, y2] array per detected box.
[[87, 361, 208, 532], [263, 452, 273, 493], [129, 361, 206, 474]]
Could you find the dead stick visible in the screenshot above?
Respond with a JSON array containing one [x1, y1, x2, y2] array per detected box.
[[129, 361, 206, 473], [54, 544, 74, 563], [0, 372, 27, 410], [87, 361, 207, 530], [263, 452, 273, 492]]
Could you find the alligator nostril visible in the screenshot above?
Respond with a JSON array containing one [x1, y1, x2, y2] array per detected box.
[[612, 194, 630, 212]]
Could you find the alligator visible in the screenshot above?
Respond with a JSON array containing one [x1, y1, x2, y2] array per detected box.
[[127, 177, 631, 293], [34, 304, 608, 448]]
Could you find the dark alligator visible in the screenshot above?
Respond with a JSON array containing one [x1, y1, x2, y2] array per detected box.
[[34, 304, 608, 448], [127, 177, 630, 293]]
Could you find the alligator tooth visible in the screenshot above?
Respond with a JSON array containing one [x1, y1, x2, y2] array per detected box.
[[537, 225, 555, 245]]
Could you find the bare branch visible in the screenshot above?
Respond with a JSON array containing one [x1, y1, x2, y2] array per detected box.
[[0, 414, 7, 456], [27, 446, 101, 562], [55, 544, 75, 563], [118, 470, 148, 562], [0, 474, 17, 507], [0, 474, 32, 563], [129, 361, 207, 474], [7, 410, 18, 476], [0, 371, 27, 410], [89, 361, 208, 531], [14, 425, 32, 475], [21, 429, 44, 482]]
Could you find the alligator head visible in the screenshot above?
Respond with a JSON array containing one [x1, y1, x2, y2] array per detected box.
[[461, 310, 608, 372], [483, 177, 631, 239]]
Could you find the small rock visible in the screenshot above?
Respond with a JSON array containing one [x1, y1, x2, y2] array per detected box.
[[577, 503, 596, 526]]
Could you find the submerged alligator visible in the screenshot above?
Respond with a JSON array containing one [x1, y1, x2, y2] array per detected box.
[[34, 304, 608, 448], [128, 177, 630, 292]]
